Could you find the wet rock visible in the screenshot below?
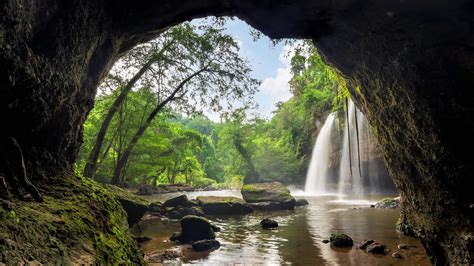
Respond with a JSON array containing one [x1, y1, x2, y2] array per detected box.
[[211, 225, 221, 232], [192, 239, 221, 251], [358, 240, 375, 249], [366, 242, 387, 254], [247, 200, 295, 211], [162, 195, 192, 208], [241, 182, 295, 209], [136, 184, 167, 195], [397, 243, 415, 249], [133, 236, 152, 243], [260, 218, 278, 229], [373, 197, 400, 209], [170, 215, 216, 243], [322, 239, 330, 244], [165, 206, 204, 219], [148, 201, 163, 213], [329, 232, 353, 247], [295, 199, 309, 207], [196, 196, 253, 215], [146, 248, 183, 263], [170, 232, 182, 242], [392, 251, 403, 259]]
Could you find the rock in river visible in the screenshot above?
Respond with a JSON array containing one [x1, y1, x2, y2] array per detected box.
[[260, 218, 278, 229], [196, 196, 253, 215], [241, 182, 295, 211], [295, 199, 309, 207], [329, 232, 353, 247], [162, 195, 192, 208], [170, 215, 216, 243], [366, 242, 387, 254], [358, 239, 375, 249], [192, 239, 221, 252]]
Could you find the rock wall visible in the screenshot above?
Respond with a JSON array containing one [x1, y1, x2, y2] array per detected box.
[[1, 0, 473, 263]]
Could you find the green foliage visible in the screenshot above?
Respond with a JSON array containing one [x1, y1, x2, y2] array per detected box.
[[78, 38, 345, 188]]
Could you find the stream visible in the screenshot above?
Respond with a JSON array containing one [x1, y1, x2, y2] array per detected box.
[[133, 190, 429, 265]]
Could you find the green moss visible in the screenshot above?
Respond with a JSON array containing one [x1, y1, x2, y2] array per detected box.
[[241, 182, 294, 203], [0, 173, 144, 264], [196, 196, 245, 205], [382, 197, 396, 204]]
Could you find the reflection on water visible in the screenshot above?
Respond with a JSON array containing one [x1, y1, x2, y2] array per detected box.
[[134, 192, 430, 265]]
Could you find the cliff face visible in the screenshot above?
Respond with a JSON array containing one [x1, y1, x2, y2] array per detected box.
[[1, 0, 473, 263]]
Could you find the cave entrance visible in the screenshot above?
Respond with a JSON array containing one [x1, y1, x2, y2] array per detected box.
[[1, 1, 473, 264]]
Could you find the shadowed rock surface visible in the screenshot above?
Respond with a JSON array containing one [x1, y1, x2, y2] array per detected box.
[[1, 0, 473, 263], [196, 196, 253, 215]]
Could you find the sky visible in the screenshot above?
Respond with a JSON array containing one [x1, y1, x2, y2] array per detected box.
[[197, 18, 295, 121]]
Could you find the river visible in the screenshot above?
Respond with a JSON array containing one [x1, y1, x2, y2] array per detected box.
[[133, 190, 429, 265]]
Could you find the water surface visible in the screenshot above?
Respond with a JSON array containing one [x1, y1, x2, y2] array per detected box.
[[134, 191, 429, 265]]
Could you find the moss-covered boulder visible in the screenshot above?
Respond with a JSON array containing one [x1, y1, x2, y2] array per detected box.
[[104, 184, 149, 227], [170, 215, 215, 243], [0, 174, 144, 264], [374, 197, 400, 209], [241, 182, 294, 203], [330, 232, 354, 247], [241, 182, 295, 210], [196, 196, 253, 215]]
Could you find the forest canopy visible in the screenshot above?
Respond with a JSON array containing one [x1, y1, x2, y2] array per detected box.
[[76, 23, 346, 188]]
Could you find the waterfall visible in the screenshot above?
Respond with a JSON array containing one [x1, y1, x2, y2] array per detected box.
[[338, 100, 364, 195], [304, 113, 336, 195], [304, 98, 396, 196]]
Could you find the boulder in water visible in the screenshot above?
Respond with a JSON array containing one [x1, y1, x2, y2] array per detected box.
[[241, 182, 295, 204], [169, 215, 216, 243], [165, 206, 204, 219], [247, 201, 295, 211], [148, 201, 163, 213], [162, 195, 192, 208], [295, 199, 309, 207], [260, 218, 278, 229], [192, 239, 221, 251], [330, 232, 353, 247], [358, 239, 375, 249], [366, 242, 387, 254], [196, 196, 253, 215], [374, 197, 400, 209]]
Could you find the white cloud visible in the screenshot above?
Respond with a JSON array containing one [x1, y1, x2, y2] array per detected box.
[[259, 67, 292, 101], [255, 41, 304, 118]]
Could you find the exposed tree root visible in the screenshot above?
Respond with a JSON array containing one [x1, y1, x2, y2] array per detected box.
[[0, 137, 43, 202]]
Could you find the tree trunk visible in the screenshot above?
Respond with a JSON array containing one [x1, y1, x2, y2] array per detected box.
[[233, 134, 260, 184], [83, 47, 169, 178], [111, 68, 207, 184]]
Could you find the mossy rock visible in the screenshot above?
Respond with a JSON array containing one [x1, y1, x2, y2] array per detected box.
[[241, 182, 295, 204], [196, 196, 253, 215], [104, 184, 149, 226], [0, 174, 144, 264]]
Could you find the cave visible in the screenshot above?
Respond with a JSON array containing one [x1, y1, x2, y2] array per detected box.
[[1, 0, 473, 264]]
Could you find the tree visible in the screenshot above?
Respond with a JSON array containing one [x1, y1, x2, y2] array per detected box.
[[109, 23, 258, 185]]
